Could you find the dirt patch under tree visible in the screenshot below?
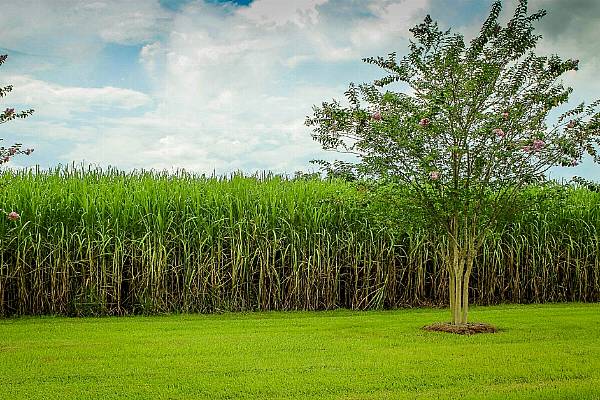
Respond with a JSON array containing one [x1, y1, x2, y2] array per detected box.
[[423, 322, 498, 335]]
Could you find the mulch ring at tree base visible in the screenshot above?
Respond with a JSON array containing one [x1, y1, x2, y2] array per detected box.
[[423, 322, 498, 335]]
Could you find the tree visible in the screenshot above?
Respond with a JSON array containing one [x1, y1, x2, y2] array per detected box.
[[306, 0, 600, 325], [0, 54, 34, 221]]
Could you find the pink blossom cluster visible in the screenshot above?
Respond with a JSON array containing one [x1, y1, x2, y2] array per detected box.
[[0, 147, 33, 164], [429, 171, 440, 180], [523, 139, 545, 153], [493, 128, 506, 138], [0, 209, 20, 221], [371, 111, 382, 121], [419, 118, 430, 127], [567, 120, 576, 129]]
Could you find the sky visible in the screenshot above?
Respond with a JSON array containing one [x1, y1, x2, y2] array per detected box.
[[0, 0, 598, 180]]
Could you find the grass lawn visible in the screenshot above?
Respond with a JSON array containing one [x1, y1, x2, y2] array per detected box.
[[1, 303, 599, 399]]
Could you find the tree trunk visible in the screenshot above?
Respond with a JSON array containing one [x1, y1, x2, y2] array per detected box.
[[449, 268, 455, 323], [446, 215, 476, 325], [462, 244, 475, 324]]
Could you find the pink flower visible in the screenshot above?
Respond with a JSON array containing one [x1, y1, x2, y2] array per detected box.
[[7, 211, 19, 221], [419, 118, 430, 127], [371, 111, 382, 121], [493, 128, 505, 138], [502, 112, 509, 119], [25, 148, 34, 155], [429, 171, 440, 180], [532, 139, 545, 151], [567, 120, 575, 129], [2, 156, 9, 163], [523, 145, 532, 153], [570, 159, 579, 167]]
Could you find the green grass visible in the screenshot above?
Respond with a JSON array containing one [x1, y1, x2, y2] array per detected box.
[[1, 303, 599, 399]]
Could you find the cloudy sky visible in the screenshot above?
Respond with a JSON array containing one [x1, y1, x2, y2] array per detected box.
[[1, 0, 598, 179]]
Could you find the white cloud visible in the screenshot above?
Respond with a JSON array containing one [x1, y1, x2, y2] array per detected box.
[[0, 0, 169, 60], [236, 0, 328, 28], [1, 0, 429, 173], [350, 0, 429, 48], [94, 0, 430, 173], [57, 85, 336, 173], [4, 76, 152, 119]]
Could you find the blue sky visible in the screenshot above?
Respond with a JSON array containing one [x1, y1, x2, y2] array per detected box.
[[1, 0, 599, 180]]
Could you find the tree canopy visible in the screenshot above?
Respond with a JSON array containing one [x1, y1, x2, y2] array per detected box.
[[0, 54, 35, 165]]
